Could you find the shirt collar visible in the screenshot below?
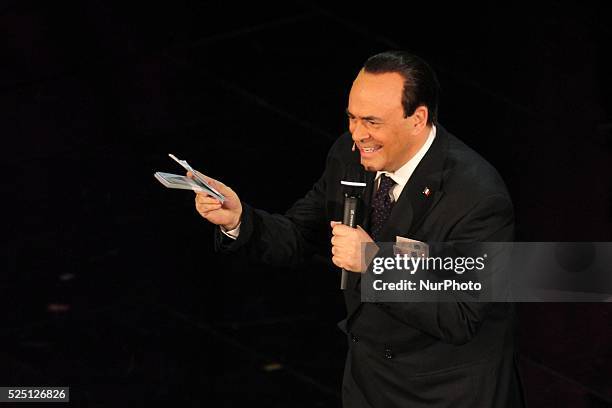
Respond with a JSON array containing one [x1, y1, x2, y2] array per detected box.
[[376, 124, 437, 188]]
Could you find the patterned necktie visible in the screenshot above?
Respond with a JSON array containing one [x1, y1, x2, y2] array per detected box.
[[370, 174, 396, 241]]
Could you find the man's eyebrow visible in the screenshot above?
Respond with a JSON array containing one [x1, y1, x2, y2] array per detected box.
[[345, 109, 383, 122]]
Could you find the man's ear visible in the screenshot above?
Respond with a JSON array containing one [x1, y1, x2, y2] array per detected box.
[[411, 106, 429, 133]]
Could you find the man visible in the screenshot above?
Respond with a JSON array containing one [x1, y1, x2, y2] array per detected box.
[[191, 51, 526, 407]]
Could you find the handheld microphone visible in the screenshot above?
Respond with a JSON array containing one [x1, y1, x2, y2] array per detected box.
[[339, 163, 367, 289]]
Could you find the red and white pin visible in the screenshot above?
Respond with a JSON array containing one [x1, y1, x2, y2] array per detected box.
[[422, 187, 431, 197]]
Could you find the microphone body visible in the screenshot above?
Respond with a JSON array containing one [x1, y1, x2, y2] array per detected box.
[[339, 163, 367, 289], [341, 195, 360, 289], [343, 195, 359, 228]]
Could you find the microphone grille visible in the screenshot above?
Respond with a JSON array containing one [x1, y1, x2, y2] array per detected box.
[[341, 163, 367, 195], [344, 163, 366, 183]]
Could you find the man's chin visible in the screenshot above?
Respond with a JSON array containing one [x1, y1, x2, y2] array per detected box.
[[360, 159, 383, 172]]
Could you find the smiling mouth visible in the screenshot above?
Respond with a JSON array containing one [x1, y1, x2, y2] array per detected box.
[[360, 145, 382, 153]]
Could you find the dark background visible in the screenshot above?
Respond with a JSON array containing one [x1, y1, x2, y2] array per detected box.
[[4, 1, 612, 406]]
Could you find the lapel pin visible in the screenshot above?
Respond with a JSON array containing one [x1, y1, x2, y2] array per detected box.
[[422, 187, 431, 197]]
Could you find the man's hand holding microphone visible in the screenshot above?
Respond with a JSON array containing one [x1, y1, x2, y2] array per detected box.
[[330, 221, 374, 273]]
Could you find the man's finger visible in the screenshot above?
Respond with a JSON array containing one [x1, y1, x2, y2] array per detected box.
[[330, 220, 342, 229], [196, 202, 222, 213], [331, 256, 343, 268], [189, 171, 232, 196], [332, 224, 353, 236], [195, 170, 228, 190], [195, 194, 220, 205], [331, 236, 350, 249]]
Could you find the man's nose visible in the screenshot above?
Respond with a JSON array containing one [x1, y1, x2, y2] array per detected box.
[[350, 120, 369, 143]]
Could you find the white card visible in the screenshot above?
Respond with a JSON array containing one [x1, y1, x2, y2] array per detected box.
[[394, 236, 429, 257]]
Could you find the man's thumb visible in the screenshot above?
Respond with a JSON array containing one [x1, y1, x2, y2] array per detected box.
[[197, 171, 228, 192]]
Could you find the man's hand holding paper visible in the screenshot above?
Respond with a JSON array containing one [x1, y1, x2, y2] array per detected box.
[[188, 171, 242, 231], [154, 153, 243, 231]]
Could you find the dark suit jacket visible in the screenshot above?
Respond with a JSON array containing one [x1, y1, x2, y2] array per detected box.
[[215, 125, 526, 407]]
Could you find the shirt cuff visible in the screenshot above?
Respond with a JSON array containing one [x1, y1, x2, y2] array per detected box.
[[220, 222, 241, 239]]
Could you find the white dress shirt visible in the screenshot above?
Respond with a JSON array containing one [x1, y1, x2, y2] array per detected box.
[[222, 125, 436, 239]]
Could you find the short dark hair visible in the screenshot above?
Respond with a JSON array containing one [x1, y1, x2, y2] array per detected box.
[[363, 51, 440, 124]]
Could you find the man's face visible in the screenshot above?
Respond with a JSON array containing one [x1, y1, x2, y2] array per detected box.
[[347, 70, 418, 172]]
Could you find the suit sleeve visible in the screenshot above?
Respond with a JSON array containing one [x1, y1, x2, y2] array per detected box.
[[374, 194, 514, 345], [212, 155, 333, 268]]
